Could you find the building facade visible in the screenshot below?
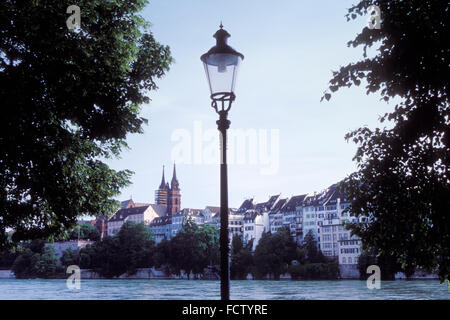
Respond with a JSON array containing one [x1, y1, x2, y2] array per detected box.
[[107, 203, 166, 236]]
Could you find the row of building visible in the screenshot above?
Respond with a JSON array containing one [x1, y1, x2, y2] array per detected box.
[[91, 164, 363, 267]]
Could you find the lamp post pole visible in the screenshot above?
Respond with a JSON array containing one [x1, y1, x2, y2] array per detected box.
[[217, 108, 231, 300], [201, 24, 243, 301]]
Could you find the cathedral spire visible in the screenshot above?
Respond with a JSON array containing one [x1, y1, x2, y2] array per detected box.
[[155, 165, 169, 205], [171, 162, 179, 190], [159, 165, 166, 189]]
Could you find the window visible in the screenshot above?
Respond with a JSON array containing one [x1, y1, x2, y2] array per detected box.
[[343, 257, 346, 264]]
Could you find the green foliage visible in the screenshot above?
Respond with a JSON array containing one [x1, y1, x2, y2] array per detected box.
[[253, 228, 297, 280], [33, 246, 58, 277], [288, 262, 340, 280], [295, 247, 308, 265], [11, 242, 58, 278], [230, 235, 254, 280], [68, 224, 101, 241], [0, 0, 172, 250], [282, 230, 338, 280], [0, 250, 19, 269], [80, 221, 155, 277], [324, 0, 449, 282], [27, 239, 47, 255], [153, 238, 171, 269], [198, 224, 220, 266], [165, 220, 219, 278], [85, 237, 124, 277], [60, 248, 79, 268], [357, 249, 408, 280], [11, 249, 36, 278], [302, 230, 318, 262], [117, 221, 155, 273]]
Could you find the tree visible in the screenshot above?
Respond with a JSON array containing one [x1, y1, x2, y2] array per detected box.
[[87, 236, 123, 277], [11, 241, 58, 278], [78, 221, 155, 277], [323, 0, 449, 282], [116, 221, 155, 273], [357, 250, 377, 280], [357, 249, 409, 280], [33, 246, 58, 277], [69, 224, 100, 241], [60, 248, 79, 268], [198, 224, 220, 267], [0, 249, 19, 269], [167, 218, 219, 279], [295, 247, 307, 265], [302, 230, 318, 262], [288, 262, 340, 280], [153, 238, 172, 269], [11, 249, 36, 278], [253, 228, 297, 280], [230, 235, 254, 280], [273, 227, 297, 264], [314, 250, 329, 264], [0, 0, 172, 250]]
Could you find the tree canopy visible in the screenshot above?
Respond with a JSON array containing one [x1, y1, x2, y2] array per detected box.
[[324, 0, 449, 281], [11, 240, 59, 278], [79, 221, 155, 277], [166, 217, 219, 278], [0, 0, 172, 249], [230, 235, 253, 280], [253, 227, 297, 280], [68, 223, 100, 241]]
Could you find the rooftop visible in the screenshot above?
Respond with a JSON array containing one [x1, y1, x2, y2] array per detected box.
[[109, 205, 150, 222]]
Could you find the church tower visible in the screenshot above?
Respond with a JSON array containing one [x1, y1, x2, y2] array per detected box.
[[155, 166, 169, 205], [167, 163, 181, 215]]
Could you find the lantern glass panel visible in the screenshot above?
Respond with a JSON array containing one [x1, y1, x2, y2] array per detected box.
[[203, 53, 242, 95]]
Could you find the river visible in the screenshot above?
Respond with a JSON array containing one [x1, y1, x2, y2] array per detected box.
[[0, 279, 448, 299]]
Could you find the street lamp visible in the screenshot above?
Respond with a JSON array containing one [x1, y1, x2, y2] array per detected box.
[[201, 23, 244, 301]]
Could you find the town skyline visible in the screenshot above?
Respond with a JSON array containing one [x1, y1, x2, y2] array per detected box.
[[118, 162, 345, 212]]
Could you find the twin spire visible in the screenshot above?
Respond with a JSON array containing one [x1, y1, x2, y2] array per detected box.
[[159, 163, 179, 190]]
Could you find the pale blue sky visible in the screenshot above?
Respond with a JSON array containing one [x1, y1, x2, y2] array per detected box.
[[106, 0, 393, 209]]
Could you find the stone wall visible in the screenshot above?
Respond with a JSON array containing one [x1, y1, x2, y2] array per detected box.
[[0, 270, 14, 279], [80, 267, 218, 280], [46, 240, 93, 258]]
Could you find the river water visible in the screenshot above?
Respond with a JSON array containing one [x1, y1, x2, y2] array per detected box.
[[0, 279, 448, 300]]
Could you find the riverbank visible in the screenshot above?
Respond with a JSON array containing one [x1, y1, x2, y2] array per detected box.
[[0, 267, 439, 281]]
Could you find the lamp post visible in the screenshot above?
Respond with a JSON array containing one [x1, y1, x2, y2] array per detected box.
[[201, 24, 244, 300]]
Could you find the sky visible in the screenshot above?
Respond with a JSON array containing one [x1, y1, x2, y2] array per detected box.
[[106, 0, 394, 209]]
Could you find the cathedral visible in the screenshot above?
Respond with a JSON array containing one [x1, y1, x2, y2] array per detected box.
[[155, 163, 181, 215]]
